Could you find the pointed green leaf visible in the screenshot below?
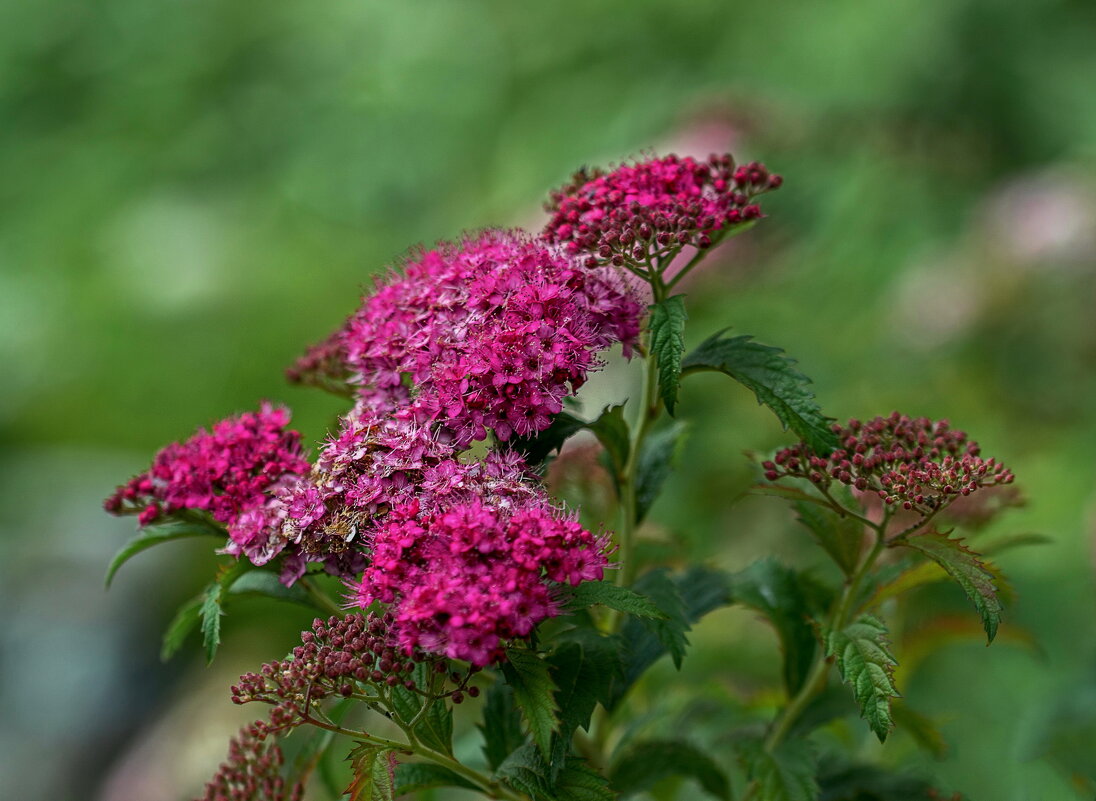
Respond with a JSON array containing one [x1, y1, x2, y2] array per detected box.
[[160, 595, 202, 661], [509, 411, 590, 466], [557, 757, 614, 801], [681, 332, 837, 454], [736, 736, 819, 801], [549, 636, 621, 736], [827, 614, 900, 742], [503, 647, 560, 759], [344, 743, 395, 801], [199, 560, 249, 664], [899, 530, 1003, 642], [389, 663, 453, 755], [586, 404, 630, 478], [559, 580, 666, 620], [480, 680, 526, 771], [731, 558, 830, 694], [105, 519, 222, 587], [496, 743, 555, 801], [609, 565, 733, 710], [393, 763, 477, 795], [635, 421, 689, 522], [649, 294, 689, 414], [632, 569, 690, 669], [795, 501, 864, 577], [227, 570, 313, 607], [610, 739, 730, 800]]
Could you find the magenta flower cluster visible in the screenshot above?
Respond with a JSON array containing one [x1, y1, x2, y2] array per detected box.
[[357, 498, 608, 665], [544, 153, 781, 269], [342, 229, 642, 444], [764, 412, 1014, 513], [104, 403, 308, 528]]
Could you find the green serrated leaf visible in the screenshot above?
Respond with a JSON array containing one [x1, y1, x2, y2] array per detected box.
[[649, 294, 688, 415], [160, 595, 202, 661], [635, 422, 688, 522], [610, 739, 730, 800], [503, 647, 561, 759], [509, 412, 590, 467], [557, 757, 614, 801], [730, 559, 830, 694], [681, 332, 837, 454], [827, 614, 900, 742], [550, 636, 621, 737], [560, 580, 666, 620], [632, 569, 690, 669], [480, 680, 527, 771], [105, 519, 222, 587], [199, 561, 249, 664], [609, 565, 732, 710], [345, 743, 395, 801], [389, 663, 453, 755], [795, 502, 864, 577], [586, 404, 631, 478], [736, 736, 819, 801], [394, 763, 477, 795], [227, 570, 313, 607], [899, 530, 1003, 642], [496, 743, 555, 801]]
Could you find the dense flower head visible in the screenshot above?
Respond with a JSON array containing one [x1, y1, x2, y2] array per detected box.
[[763, 412, 1014, 514], [104, 403, 309, 528], [543, 153, 782, 269], [196, 723, 303, 801], [355, 499, 609, 665], [341, 229, 643, 445], [268, 403, 543, 569]]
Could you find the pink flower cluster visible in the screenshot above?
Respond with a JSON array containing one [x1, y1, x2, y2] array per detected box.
[[104, 403, 309, 528], [544, 153, 782, 268], [342, 230, 642, 444], [196, 723, 303, 801], [356, 499, 608, 665], [764, 412, 1014, 513]]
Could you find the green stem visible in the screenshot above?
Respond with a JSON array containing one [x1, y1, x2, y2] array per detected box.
[[299, 577, 345, 617], [741, 527, 887, 800]]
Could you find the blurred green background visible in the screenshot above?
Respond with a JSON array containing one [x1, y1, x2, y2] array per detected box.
[[2, 0, 1096, 799]]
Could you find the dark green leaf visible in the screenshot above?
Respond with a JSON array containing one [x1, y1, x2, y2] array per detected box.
[[509, 411, 590, 466], [731, 558, 829, 694], [549, 636, 621, 736], [227, 570, 313, 607], [648, 294, 688, 414], [480, 680, 527, 771], [681, 332, 837, 454], [586, 404, 631, 478], [160, 595, 202, 661], [816, 757, 942, 801], [635, 422, 688, 522], [557, 757, 614, 801], [610, 740, 730, 800], [503, 647, 560, 759], [795, 502, 864, 577], [827, 614, 900, 742], [496, 743, 555, 801], [105, 519, 222, 587], [560, 581, 666, 620], [199, 561, 249, 664], [609, 565, 733, 710], [344, 743, 394, 801], [899, 530, 1003, 642], [736, 736, 818, 801], [393, 763, 477, 795], [389, 663, 453, 755], [632, 569, 690, 669]]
